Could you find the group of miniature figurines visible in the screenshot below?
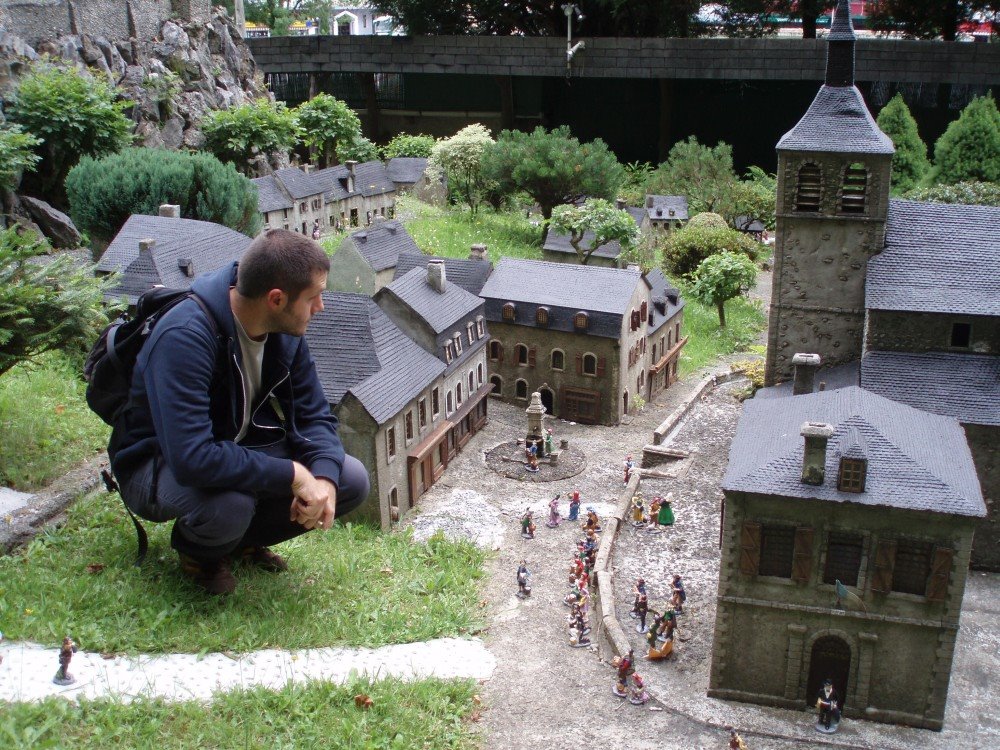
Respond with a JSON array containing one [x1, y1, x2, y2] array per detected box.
[[628, 574, 685, 660], [524, 429, 556, 473], [611, 649, 650, 705], [628, 491, 675, 532], [565, 507, 602, 648], [519, 491, 590, 539]]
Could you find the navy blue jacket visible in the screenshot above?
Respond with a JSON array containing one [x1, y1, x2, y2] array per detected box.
[[109, 262, 344, 493]]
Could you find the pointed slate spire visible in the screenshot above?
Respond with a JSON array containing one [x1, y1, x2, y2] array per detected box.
[[825, 0, 855, 87]]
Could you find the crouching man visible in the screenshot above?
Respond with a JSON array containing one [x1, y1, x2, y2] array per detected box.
[[109, 229, 370, 595]]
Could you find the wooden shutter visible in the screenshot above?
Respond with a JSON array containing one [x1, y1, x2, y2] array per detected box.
[[870, 539, 897, 595], [596, 357, 606, 376], [739, 521, 761, 575], [528, 347, 536, 367], [576, 353, 583, 374], [925, 546, 954, 602], [791, 527, 814, 582], [641, 301, 647, 320], [498, 344, 504, 363]]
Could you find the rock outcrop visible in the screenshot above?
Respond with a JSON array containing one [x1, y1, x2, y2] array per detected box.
[[20, 196, 82, 248]]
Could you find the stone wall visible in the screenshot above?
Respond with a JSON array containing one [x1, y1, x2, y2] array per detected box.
[[248, 35, 1000, 85], [0, 0, 210, 46], [866, 310, 1000, 355], [967, 424, 1000, 571]]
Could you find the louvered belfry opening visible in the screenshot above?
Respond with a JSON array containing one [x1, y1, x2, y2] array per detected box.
[[840, 163, 868, 214], [794, 163, 822, 211]]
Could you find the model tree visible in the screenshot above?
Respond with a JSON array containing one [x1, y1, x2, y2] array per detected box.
[[381, 133, 436, 159], [690, 251, 759, 327], [550, 199, 639, 266], [483, 126, 624, 238], [930, 94, 1000, 186], [337, 135, 380, 163], [7, 60, 132, 205], [295, 94, 362, 169], [201, 98, 300, 176], [726, 166, 776, 230], [646, 136, 738, 215], [429, 123, 495, 216], [662, 222, 761, 278], [876, 94, 930, 194]]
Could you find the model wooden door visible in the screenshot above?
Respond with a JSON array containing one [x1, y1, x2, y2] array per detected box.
[[806, 636, 850, 710]]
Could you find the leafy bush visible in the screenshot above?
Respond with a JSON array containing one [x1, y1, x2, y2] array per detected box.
[[902, 180, 1000, 207], [646, 136, 737, 214], [730, 358, 765, 389], [0, 124, 40, 190], [618, 160, 655, 206], [662, 223, 760, 278], [7, 59, 133, 201], [429, 123, 496, 215], [876, 93, 930, 194], [0, 227, 115, 378], [687, 211, 728, 229], [930, 94, 1000, 185], [201, 98, 300, 175], [295, 94, 361, 168], [336, 135, 380, 163], [381, 132, 436, 159], [66, 148, 262, 243]]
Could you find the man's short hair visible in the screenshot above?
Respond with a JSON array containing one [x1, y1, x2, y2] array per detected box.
[[237, 229, 330, 300]]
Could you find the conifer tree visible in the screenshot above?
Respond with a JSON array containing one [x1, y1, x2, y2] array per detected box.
[[931, 94, 1000, 186], [876, 94, 930, 194]]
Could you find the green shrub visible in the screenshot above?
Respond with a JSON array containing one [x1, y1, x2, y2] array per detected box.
[[382, 132, 436, 159], [336, 135, 380, 163], [930, 94, 1000, 185], [876, 93, 930, 194], [902, 180, 1000, 207], [687, 211, 728, 229], [0, 124, 40, 190], [66, 148, 262, 243], [201, 98, 300, 175], [295, 93, 362, 169], [663, 223, 760, 278]]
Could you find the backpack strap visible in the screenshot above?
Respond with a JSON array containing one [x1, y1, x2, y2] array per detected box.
[[101, 469, 148, 568]]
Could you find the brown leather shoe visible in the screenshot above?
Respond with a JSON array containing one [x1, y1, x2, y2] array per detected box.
[[178, 553, 237, 596], [239, 546, 289, 573]]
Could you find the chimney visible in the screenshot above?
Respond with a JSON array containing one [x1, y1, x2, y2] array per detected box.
[[800, 422, 834, 486], [792, 353, 821, 395], [615, 198, 626, 210], [469, 243, 488, 261], [646, 196, 654, 208], [345, 160, 357, 193], [139, 238, 156, 255], [656, 208, 663, 217], [668, 208, 675, 217], [386, 222, 398, 234], [177, 258, 194, 277], [301, 164, 314, 175], [158, 204, 180, 218], [427, 259, 446, 293]]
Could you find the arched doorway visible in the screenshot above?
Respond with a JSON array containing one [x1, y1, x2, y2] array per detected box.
[[806, 635, 851, 711], [490, 375, 502, 394], [539, 386, 554, 415], [623, 390, 629, 415]]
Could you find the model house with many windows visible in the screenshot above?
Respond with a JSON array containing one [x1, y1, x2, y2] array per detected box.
[[479, 258, 684, 425]]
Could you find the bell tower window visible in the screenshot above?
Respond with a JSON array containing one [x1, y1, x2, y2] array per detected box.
[[839, 163, 868, 214], [794, 163, 822, 212]]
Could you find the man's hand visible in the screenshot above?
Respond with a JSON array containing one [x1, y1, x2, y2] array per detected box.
[[290, 462, 337, 530]]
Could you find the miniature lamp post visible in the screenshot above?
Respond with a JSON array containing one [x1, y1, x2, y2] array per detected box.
[[562, 3, 585, 77]]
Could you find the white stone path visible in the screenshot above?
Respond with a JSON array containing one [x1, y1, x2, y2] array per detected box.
[[0, 637, 495, 703]]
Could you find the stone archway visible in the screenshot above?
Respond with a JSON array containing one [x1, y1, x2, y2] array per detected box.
[[539, 386, 554, 415], [806, 635, 851, 711]]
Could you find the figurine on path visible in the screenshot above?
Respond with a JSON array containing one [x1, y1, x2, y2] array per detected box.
[[525, 443, 540, 472], [623, 455, 634, 486], [815, 678, 841, 733], [658, 492, 676, 526], [613, 648, 634, 697], [630, 494, 645, 526], [545, 428, 554, 455], [671, 574, 686, 614], [628, 672, 649, 705], [729, 728, 748, 749], [53, 635, 78, 685], [646, 496, 664, 532], [629, 578, 647, 618], [545, 493, 562, 528], [520, 508, 536, 539], [635, 593, 649, 633], [516, 560, 532, 598], [582, 507, 601, 534], [567, 491, 581, 521]]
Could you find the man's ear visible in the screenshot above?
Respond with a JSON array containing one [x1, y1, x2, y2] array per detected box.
[[265, 288, 286, 309]]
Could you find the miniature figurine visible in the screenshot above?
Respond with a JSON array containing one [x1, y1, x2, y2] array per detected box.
[[567, 603, 590, 636], [525, 443, 540, 473], [311, 219, 321, 240], [658, 492, 676, 526], [623, 455, 634, 486], [646, 495, 663, 532], [612, 648, 634, 697], [672, 574, 687, 614], [815, 678, 841, 733], [520, 508, 536, 539], [647, 610, 676, 660], [545, 493, 562, 528], [53, 635, 78, 685], [628, 672, 649, 705], [582, 507, 602, 534], [630, 494, 645, 526], [545, 428, 554, 455], [629, 578, 647, 618], [568, 606, 591, 647], [516, 560, 532, 598], [635, 593, 649, 633], [567, 491, 581, 521], [729, 728, 748, 750]]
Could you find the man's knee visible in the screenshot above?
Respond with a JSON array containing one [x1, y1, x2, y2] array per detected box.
[[177, 491, 256, 547], [335, 454, 370, 518]]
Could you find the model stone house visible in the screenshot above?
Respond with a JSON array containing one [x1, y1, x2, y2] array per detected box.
[[710, 384, 985, 731], [327, 220, 419, 294], [393, 248, 493, 295], [644, 268, 687, 400], [543, 202, 645, 268], [253, 160, 396, 234], [480, 258, 684, 424], [642, 194, 688, 232], [762, 0, 999, 569], [96, 207, 252, 304], [386, 157, 447, 205]]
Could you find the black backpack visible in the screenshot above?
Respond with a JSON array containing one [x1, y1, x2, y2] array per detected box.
[[83, 286, 217, 565]]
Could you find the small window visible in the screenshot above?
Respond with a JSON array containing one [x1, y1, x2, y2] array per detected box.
[[515, 379, 528, 399], [574, 312, 588, 330], [300, 202, 308, 212], [892, 539, 933, 595], [447, 391, 454, 413], [404, 411, 413, 442], [951, 322, 971, 348], [759, 525, 795, 578], [387, 427, 396, 458], [468, 372, 475, 392], [840, 163, 867, 214], [794, 162, 822, 212], [389, 486, 398, 512], [640, 301, 647, 321], [551, 349, 565, 371], [823, 532, 864, 587], [516, 344, 529, 365], [418, 399, 427, 428], [477, 363, 483, 385], [536, 307, 549, 325], [489, 341, 503, 361], [467, 323, 475, 345], [652, 343, 657, 362], [432, 388, 440, 416], [838, 458, 866, 493], [476, 317, 485, 337], [675, 323, 680, 341], [502, 303, 516, 321], [582, 353, 597, 376], [456, 384, 463, 406], [444, 342, 454, 363], [454, 334, 462, 356]]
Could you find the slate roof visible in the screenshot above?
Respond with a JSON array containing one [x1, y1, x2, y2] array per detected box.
[[252, 174, 292, 213], [645, 196, 688, 222], [867, 200, 1000, 316], [306, 292, 444, 425], [393, 252, 494, 296], [98, 215, 252, 303], [724, 386, 985, 518], [776, 85, 894, 155], [754, 361, 861, 400], [861, 351, 1000, 427], [733, 215, 766, 233], [645, 268, 684, 333], [386, 157, 429, 185], [313, 160, 396, 202], [544, 205, 644, 260], [273, 167, 322, 200], [380, 266, 484, 335], [341, 221, 418, 272]]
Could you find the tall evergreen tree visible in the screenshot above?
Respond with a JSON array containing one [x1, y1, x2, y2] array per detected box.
[[876, 93, 930, 194], [931, 94, 1000, 186]]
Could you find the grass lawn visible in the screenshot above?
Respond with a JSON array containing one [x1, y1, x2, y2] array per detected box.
[[674, 285, 766, 376], [0, 490, 486, 655], [0, 352, 109, 491], [0, 677, 481, 749]]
